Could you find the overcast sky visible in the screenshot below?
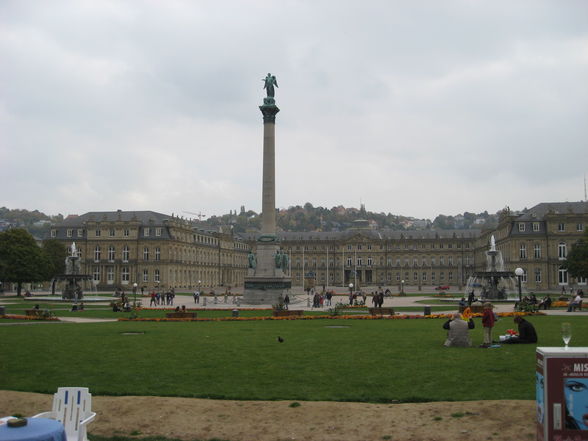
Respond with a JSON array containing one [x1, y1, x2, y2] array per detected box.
[[1, 1, 587, 220]]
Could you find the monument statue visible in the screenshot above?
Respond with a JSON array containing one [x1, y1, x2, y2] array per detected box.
[[275, 251, 282, 269], [248, 251, 257, 269], [263, 73, 278, 98]]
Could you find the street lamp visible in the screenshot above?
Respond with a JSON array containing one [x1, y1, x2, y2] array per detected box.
[[401, 279, 405, 295], [515, 267, 524, 302], [348, 283, 354, 298], [132, 282, 138, 308]]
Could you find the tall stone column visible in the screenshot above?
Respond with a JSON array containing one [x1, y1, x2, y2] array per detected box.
[[260, 103, 279, 235], [243, 76, 291, 305]]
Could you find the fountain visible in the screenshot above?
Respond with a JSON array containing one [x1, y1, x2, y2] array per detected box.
[[54, 242, 93, 301], [465, 235, 521, 301]]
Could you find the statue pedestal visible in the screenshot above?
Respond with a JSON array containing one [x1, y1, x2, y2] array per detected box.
[[243, 243, 291, 305]]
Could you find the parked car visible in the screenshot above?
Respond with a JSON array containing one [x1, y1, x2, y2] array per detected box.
[[435, 285, 450, 291]]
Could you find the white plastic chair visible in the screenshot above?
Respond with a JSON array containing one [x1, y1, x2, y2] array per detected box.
[[33, 387, 96, 441]]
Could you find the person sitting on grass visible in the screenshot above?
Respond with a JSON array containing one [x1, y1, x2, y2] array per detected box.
[[503, 316, 538, 344], [442, 312, 475, 347]]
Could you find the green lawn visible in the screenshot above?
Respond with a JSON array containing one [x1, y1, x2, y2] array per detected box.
[[1, 316, 586, 403]]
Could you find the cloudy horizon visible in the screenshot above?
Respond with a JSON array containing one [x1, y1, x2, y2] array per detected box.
[[1, 1, 587, 221]]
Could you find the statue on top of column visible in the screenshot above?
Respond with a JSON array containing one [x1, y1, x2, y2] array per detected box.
[[263, 73, 278, 98]]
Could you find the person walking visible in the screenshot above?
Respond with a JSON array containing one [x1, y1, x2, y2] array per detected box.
[[481, 302, 496, 348]]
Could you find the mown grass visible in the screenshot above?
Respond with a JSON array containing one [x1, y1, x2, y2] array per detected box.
[[1, 315, 586, 403]]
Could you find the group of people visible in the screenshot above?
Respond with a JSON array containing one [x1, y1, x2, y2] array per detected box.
[[312, 290, 333, 308], [149, 289, 176, 306], [443, 302, 538, 348]]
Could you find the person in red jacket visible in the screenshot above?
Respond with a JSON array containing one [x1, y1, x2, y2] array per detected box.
[[481, 302, 495, 348]]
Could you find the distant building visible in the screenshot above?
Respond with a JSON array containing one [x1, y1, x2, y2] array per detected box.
[[47, 210, 249, 291]]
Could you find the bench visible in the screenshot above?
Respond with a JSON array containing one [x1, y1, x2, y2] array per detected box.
[[369, 307, 395, 316], [25, 309, 42, 317], [569, 300, 583, 312], [272, 310, 303, 317], [459, 305, 484, 314], [165, 312, 196, 319]]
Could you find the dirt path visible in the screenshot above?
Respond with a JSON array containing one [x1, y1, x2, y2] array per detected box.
[[0, 391, 535, 441]]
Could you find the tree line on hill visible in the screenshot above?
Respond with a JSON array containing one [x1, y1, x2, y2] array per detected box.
[[204, 203, 499, 233]]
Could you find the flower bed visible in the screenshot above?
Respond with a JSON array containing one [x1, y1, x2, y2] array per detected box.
[[140, 307, 272, 311], [1, 314, 60, 321], [118, 311, 542, 322]]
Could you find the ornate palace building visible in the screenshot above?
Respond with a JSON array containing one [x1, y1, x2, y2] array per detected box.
[[474, 201, 587, 291], [47, 201, 587, 292], [48, 210, 249, 291]]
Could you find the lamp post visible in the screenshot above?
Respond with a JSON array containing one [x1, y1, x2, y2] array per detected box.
[[401, 279, 405, 296], [132, 282, 138, 308], [515, 267, 524, 302], [349, 283, 354, 304]]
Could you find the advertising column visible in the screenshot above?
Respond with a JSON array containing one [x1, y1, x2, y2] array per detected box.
[[536, 347, 588, 441]]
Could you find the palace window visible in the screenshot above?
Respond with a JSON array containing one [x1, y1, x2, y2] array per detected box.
[[448, 271, 453, 281], [439, 257, 445, 266], [578, 276, 587, 285], [144, 227, 150, 237], [121, 267, 130, 282], [431, 258, 436, 266], [143, 247, 150, 261], [94, 246, 101, 262], [431, 272, 436, 281], [77, 229, 84, 238], [357, 244, 362, 251], [422, 258, 427, 266], [440, 271, 445, 280], [67, 229, 73, 238], [95, 229, 101, 237], [347, 245, 352, 251], [533, 222, 540, 232], [535, 269, 541, 283], [577, 223, 584, 232], [518, 223, 525, 232], [387, 273, 391, 282], [396, 273, 400, 281], [155, 228, 162, 236], [155, 269, 160, 282], [109, 229, 115, 237], [413, 259, 418, 267], [534, 244, 541, 259], [155, 247, 161, 261], [558, 267, 568, 285], [558, 242, 567, 259], [93, 266, 100, 282], [108, 246, 115, 262], [521, 269, 528, 283], [51, 229, 57, 238], [395, 259, 400, 267], [357, 258, 363, 266], [124, 229, 130, 237], [122, 246, 129, 262], [143, 269, 149, 282], [107, 267, 114, 284], [347, 257, 352, 266], [558, 223, 565, 232], [448, 257, 454, 266], [422, 272, 427, 281], [520, 244, 527, 260], [413, 272, 418, 281], [367, 257, 373, 266], [367, 244, 372, 250]]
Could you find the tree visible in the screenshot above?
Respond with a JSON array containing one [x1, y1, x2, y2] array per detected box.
[[0, 228, 50, 295], [41, 239, 68, 279], [563, 230, 588, 280]]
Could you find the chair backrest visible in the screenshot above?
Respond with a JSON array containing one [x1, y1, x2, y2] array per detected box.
[[52, 387, 92, 438]]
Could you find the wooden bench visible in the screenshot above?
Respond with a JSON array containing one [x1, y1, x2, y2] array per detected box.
[[165, 312, 196, 319], [369, 307, 395, 316], [459, 305, 484, 314], [570, 300, 583, 312], [25, 309, 42, 317], [272, 310, 303, 317]]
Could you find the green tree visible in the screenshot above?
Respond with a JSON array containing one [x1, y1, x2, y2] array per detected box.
[[41, 239, 68, 279], [563, 230, 588, 280], [0, 228, 50, 295]]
